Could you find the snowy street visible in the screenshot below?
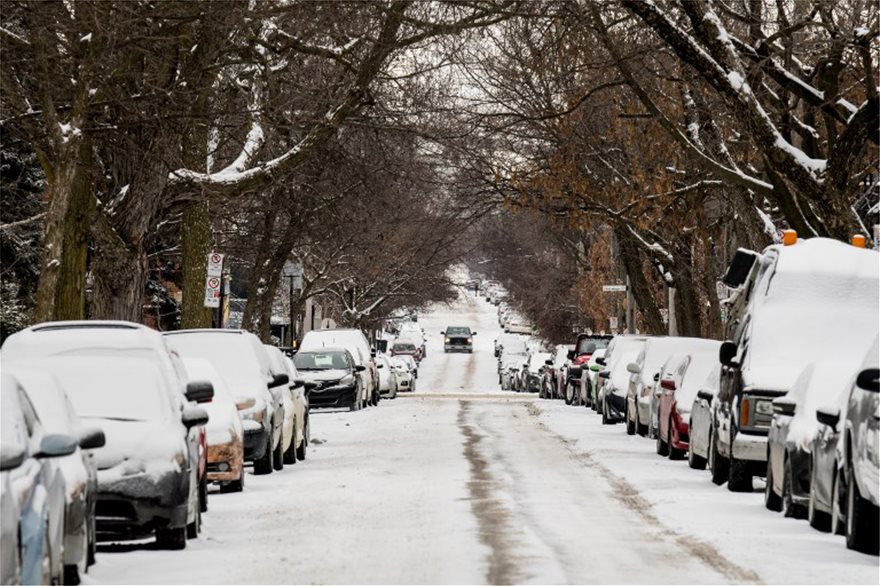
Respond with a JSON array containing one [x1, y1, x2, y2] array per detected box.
[[84, 292, 878, 585]]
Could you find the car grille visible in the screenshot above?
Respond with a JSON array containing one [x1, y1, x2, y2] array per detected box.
[[97, 500, 137, 520], [449, 337, 470, 345]]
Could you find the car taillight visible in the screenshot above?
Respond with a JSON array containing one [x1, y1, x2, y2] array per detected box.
[[740, 397, 750, 428]]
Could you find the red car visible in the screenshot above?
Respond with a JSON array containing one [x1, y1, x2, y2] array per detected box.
[[391, 341, 423, 362], [655, 346, 721, 460]]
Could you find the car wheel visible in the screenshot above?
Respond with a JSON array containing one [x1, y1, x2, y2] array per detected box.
[[64, 564, 81, 585], [727, 455, 753, 492], [687, 420, 706, 470], [601, 400, 612, 425], [156, 526, 187, 550], [564, 383, 574, 405], [283, 420, 298, 464], [625, 405, 636, 435], [808, 460, 831, 532], [782, 457, 806, 518], [221, 471, 245, 493], [253, 432, 273, 475], [186, 502, 201, 539], [845, 459, 880, 554], [668, 421, 686, 460], [709, 429, 729, 485], [831, 466, 844, 535], [199, 473, 208, 513], [272, 432, 284, 471], [655, 422, 669, 456], [764, 456, 783, 511], [296, 418, 308, 461], [636, 409, 648, 437]]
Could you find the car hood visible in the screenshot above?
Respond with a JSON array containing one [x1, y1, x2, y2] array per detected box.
[[87, 418, 186, 471], [300, 369, 350, 382]]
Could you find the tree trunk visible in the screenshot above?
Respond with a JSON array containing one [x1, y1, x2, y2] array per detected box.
[[180, 201, 214, 328], [614, 224, 665, 334], [90, 213, 149, 322]]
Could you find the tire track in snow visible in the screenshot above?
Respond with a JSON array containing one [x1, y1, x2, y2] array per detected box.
[[524, 401, 763, 584], [458, 400, 522, 585]]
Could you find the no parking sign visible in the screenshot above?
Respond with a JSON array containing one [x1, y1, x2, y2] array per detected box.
[[204, 276, 222, 308]]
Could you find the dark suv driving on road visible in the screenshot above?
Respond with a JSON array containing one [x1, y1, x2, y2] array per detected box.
[[443, 326, 476, 353]]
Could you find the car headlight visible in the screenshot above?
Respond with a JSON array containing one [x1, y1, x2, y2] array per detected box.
[[240, 397, 266, 422], [445, 337, 451, 343], [754, 400, 773, 416], [339, 374, 355, 386]]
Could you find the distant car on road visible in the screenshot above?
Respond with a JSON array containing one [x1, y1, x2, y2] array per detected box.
[[294, 348, 365, 411], [391, 340, 423, 362], [443, 326, 476, 353]]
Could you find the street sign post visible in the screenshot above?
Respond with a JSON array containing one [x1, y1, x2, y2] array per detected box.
[[602, 284, 627, 292], [204, 275, 221, 308], [207, 252, 224, 277]]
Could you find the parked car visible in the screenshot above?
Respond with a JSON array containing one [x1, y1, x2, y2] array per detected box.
[[391, 339, 423, 363], [3, 321, 208, 536], [7, 367, 105, 583], [1, 372, 77, 585], [713, 237, 878, 492], [43, 357, 208, 549], [294, 348, 364, 410], [301, 328, 378, 408], [542, 345, 572, 400], [522, 352, 551, 393], [443, 326, 476, 353], [182, 358, 246, 492], [654, 343, 721, 460], [586, 350, 607, 410], [566, 334, 612, 406], [265, 345, 309, 464], [598, 336, 649, 424], [687, 365, 721, 470], [499, 352, 527, 391], [398, 322, 427, 358], [390, 355, 416, 393], [376, 353, 399, 399], [809, 339, 880, 554], [165, 329, 286, 476], [505, 314, 533, 335]]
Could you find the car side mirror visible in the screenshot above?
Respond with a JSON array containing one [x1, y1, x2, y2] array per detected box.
[[35, 433, 78, 459], [472, 332, 477, 335], [0, 445, 26, 471], [235, 396, 256, 411], [626, 362, 641, 375], [545, 359, 553, 366], [269, 373, 289, 388], [78, 427, 105, 450], [182, 405, 209, 429], [816, 406, 841, 431], [719, 341, 737, 366], [293, 378, 306, 387], [567, 350, 575, 360], [371, 350, 377, 358], [856, 368, 879, 393], [598, 370, 610, 379], [355, 365, 366, 372], [596, 357, 606, 366], [696, 390, 714, 403], [653, 372, 660, 382], [377, 363, 384, 369], [185, 380, 214, 403], [772, 396, 796, 416]]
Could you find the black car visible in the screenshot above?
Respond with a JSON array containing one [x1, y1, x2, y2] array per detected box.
[[294, 348, 365, 410], [443, 326, 476, 353]]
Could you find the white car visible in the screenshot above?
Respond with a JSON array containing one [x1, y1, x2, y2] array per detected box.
[[598, 335, 649, 425], [165, 330, 286, 476], [6, 366, 105, 583], [182, 358, 246, 492], [300, 328, 378, 408], [687, 365, 720, 470], [390, 356, 416, 392], [376, 353, 399, 399], [265, 345, 309, 464]]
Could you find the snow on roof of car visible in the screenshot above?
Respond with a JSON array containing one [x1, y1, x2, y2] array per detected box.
[[743, 238, 878, 391], [2, 320, 167, 359]]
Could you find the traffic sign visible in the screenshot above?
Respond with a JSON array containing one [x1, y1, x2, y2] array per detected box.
[[207, 252, 224, 277], [609, 316, 618, 329], [603, 284, 627, 292], [204, 275, 221, 308]]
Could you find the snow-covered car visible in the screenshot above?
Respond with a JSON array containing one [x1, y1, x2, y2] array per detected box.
[[586, 349, 607, 410], [1, 372, 77, 585], [391, 339, 423, 363], [654, 343, 721, 461], [301, 328, 378, 407], [390, 355, 416, 393], [294, 348, 364, 409], [3, 321, 208, 537], [504, 314, 533, 335], [8, 366, 105, 583], [598, 335, 649, 424], [182, 358, 245, 492], [541, 344, 572, 400], [165, 329, 285, 476], [499, 353, 527, 391], [375, 353, 399, 399], [567, 334, 612, 406], [443, 326, 476, 353], [265, 345, 309, 464], [714, 237, 878, 492], [523, 352, 551, 393], [765, 360, 859, 519], [45, 357, 207, 549], [398, 322, 427, 358], [687, 365, 721, 470]]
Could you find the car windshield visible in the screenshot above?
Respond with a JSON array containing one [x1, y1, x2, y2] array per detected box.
[[577, 338, 609, 354], [393, 343, 416, 352], [446, 327, 471, 335], [294, 351, 349, 370]]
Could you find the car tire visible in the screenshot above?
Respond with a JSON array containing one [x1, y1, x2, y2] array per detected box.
[[625, 406, 636, 435], [727, 455, 753, 492], [845, 460, 880, 554], [284, 420, 298, 464], [808, 461, 831, 532], [253, 432, 273, 475], [296, 420, 308, 461], [272, 431, 284, 471], [157, 526, 187, 550], [636, 409, 648, 437], [831, 466, 844, 535], [688, 445, 707, 470], [601, 400, 613, 425], [564, 383, 574, 405], [221, 471, 245, 493], [668, 422, 685, 460], [187, 503, 201, 539], [655, 424, 669, 456], [709, 429, 729, 485], [64, 565, 81, 585], [782, 457, 806, 518], [764, 456, 783, 512], [199, 473, 208, 513]]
